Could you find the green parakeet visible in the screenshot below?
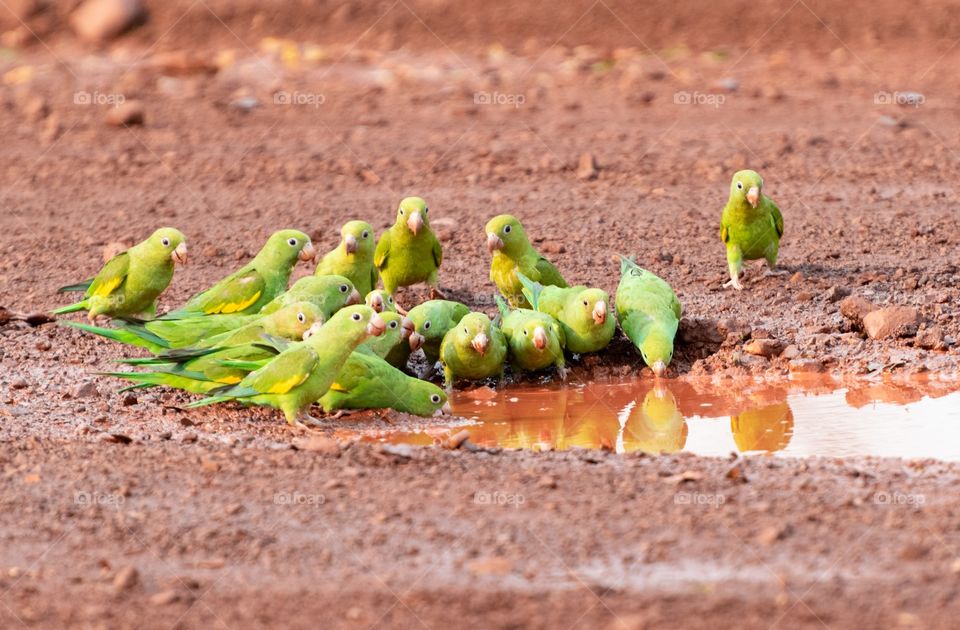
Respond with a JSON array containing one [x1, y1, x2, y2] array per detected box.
[[516, 273, 615, 354], [259, 275, 360, 320], [365, 289, 397, 313], [485, 214, 567, 308], [439, 312, 507, 390], [615, 256, 681, 377], [186, 305, 386, 427], [319, 352, 449, 417], [357, 311, 415, 361], [53, 228, 188, 321], [374, 197, 443, 302], [720, 169, 784, 290], [406, 299, 471, 367], [495, 295, 566, 377], [164, 229, 316, 318], [315, 221, 378, 297]]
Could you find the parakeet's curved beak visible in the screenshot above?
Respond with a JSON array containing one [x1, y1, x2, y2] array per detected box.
[[408, 331, 425, 351], [592, 300, 607, 325], [400, 317, 415, 340], [172, 242, 188, 265], [367, 312, 386, 336], [299, 241, 317, 262], [746, 186, 760, 208], [303, 321, 324, 340], [532, 326, 547, 350], [471, 332, 489, 356], [407, 211, 423, 235], [367, 293, 385, 312], [434, 402, 452, 416], [346, 289, 362, 306], [486, 232, 504, 252], [343, 234, 358, 254], [652, 360, 667, 378]]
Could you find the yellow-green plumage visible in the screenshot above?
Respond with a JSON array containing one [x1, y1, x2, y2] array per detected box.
[[315, 220, 378, 297], [375, 197, 442, 295], [485, 214, 566, 308], [615, 256, 681, 377], [517, 273, 615, 354], [406, 300, 471, 366], [496, 295, 566, 376], [720, 169, 784, 291], [319, 352, 448, 416], [439, 312, 507, 390]]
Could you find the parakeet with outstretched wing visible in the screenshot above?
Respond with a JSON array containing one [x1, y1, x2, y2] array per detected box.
[[517, 273, 614, 354]]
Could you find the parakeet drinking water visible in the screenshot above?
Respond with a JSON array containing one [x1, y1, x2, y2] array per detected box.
[[720, 169, 784, 290], [439, 312, 507, 390], [615, 256, 681, 377]]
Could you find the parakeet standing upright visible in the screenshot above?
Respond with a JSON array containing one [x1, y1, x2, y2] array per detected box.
[[186, 305, 386, 428], [720, 169, 784, 290], [374, 197, 443, 304], [315, 221, 378, 297], [485, 214, 567, 308], [496, 295, 566, 377], [53, 228, 188, 321], [517, 273, 615, 354], [164, 229, 316, 318], [615, 256, 681, 377], [439, 312, 507, 390]]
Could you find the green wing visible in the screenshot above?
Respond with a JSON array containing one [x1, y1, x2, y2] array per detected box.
[[192, 270, 266, 315], [86, 253, 130, 299], [240, 345, 319, 395], [430, 233, 443, 269], [768, 199, 784, 238], [535, 257, 567, 288], [374, 231, 391, 270]]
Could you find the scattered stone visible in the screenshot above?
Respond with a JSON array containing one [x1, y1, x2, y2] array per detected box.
[[22, 96, 48, 122], [149, 589, 179, 606], [823, 286, 851, 303], [11, 378, 28, 390], [293, 435, 340, 456], [781, 344, 800, 360], [744, 338, 783, 358], [540, 241, 565, 254], [377, 443, 414, 459], [715, 77, 740, 92], [101, 433, 132, 444], [359, 168, 380, 185], [75, 382, 99, 398], [915, 324, 945, 350], [180, 432, 198, 444], [467, 556, 513, 576], [537, 475, 557, 489], [229, 96, 260, 112], [577, 152, 598, 180], [794, 291, 814, 302], [839, 295, 879, 327], [121, 393, 138, 406], [789, 358, 824, 373], [445, 430, 471, 449], [863, 306, 920, 340], [35, 339, 51, 351], [757, 525, 789, 546], [71, 0, 145, 43], [104, 101, 145, 127], [112, 566, 139, 591]]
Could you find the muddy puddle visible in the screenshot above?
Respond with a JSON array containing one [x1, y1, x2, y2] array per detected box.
[[342, 377, 960, 460]]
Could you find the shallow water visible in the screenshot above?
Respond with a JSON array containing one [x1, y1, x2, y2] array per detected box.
[[358, 376, 960, 460]]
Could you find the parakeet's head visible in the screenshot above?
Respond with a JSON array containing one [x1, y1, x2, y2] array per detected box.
[[731, 403, 794, 453], [512, 315, 560, 356], [340, 220, 375, 258], [366, 311, 412, 352], [289, 275, 361, 319], [263, 301, 325, 340], [453, 312, 495, 356], [404, 379, 450, 417], [395, 197, 430, 235], [327, 304, 386, 340], [407, 301, 450, 345], [729, 170, 764, 209], [485, 214, 529, 257], [259, 229, 316, 266], [365, 289, 396, 313], [143, 227, 188, 265], [639, 329, 675, 378], [572, 288, 611, 327]]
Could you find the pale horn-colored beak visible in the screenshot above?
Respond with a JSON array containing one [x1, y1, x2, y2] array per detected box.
[[592, 300, 607, 325], [532, 326, 547, 350], [299, 241, 317, 262], [746, 186, 760, 208], [366, 293, 385, 312], [302, 321, 324, 340], [652, 360, 667, 378], [400, 317, 415, 340], [486, 232, 504, 252], [471, 332, 489, 356], [346, 289, 362, 306], [408, 331, 425, 351], [172, 242, 188, 265], [407, 211, 423, 235], [344, 234, 358, 254], [367, 312, 386, 336], [434, 402, 453, 416]]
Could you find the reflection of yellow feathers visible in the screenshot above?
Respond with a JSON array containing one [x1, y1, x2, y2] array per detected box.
[[731, 403, 794, 453], [623, 387, 687, 455]]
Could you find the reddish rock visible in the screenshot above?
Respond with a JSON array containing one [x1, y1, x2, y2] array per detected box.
[[71, 0, 145, 43], [104, 101, 145, 127], [862, 306, 920, 340], [744, 338, 783, 358], [839, 295, 878, 327], [577, 152, 598, 180], [789, 358, 824, 373]]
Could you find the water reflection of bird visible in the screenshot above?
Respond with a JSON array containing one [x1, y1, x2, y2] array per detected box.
[[620, 384, 687, 455], [730, 402, 794, 453]]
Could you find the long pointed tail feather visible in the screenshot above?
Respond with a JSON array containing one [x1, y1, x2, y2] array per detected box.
[[515, 272, 543, 310]]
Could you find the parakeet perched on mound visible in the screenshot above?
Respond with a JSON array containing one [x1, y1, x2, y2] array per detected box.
[[615, 256, 681, 377], [53, 228, 188, 321], [439, 312, 507, 390], [163, 229, 316, 318], [517, 273, 614, 354], [259, 275, 360, 320], [375, 197, 443, 304], [406, 299, 471, 368], [315, 221, 378, 297], [485, 214, 567, 308], [496, 295, 566, 377], [365, 289, 397, 313], [319, 352, 449, 417], [720, 169, 784, 290], [186, 305, 386, 428]]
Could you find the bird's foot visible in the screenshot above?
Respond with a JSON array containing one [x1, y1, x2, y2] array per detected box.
[[723, 277, 744, 291], [329, 409, 358, 420], [394, 302, 410, 316], [429, 286, 446, 300], [291, 413, 325, 433], [556, 366, 568, 381]]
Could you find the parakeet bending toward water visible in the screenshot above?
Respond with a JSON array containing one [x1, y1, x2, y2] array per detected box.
[[496, 295, 566, 377], [439, 312, 507, 390], [315, 221, 378, 297], [53, 228, 188, 321], [163, 229, 316, 318], [374, 197, 443, 303], [485, 214, 567, 308], [365, 289, 397, 313], [406, 299, 471, 368], [259, 275, 360, 320], [516, 273, 614, 354], [720, 169, 784, 291], [185, 305, 386, 428], [615, 256, 681, 377], [319, 352, 449, 417]]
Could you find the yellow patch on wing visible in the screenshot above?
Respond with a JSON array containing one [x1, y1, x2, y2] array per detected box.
[[267, 373, 305, 394], [93, 277, 123, 297], [215, 375, 242, 384], [329, 382, 348, 393], [210, 290, 262, 314]]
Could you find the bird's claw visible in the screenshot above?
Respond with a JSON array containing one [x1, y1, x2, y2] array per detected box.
[[724, 278, 744, 291], [429, 287, 446, 300]]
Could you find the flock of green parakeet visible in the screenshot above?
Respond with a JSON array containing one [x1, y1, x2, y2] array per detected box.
[[52, 170, 783, 429]]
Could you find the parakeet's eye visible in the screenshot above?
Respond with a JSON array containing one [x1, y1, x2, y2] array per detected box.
[[362, 231, 369, 239], [464, 327, 469, 334], [424, 207, 429, 214], [430, 394, 441, 404], [351, 313, 362, 322], [423, 321, 431, 330], [583, 300, 588, 306], [287, 238, 299, 247], [339, 285, 349, 293], [523, 329, 527, 335], [297, 312, 306, 323], [387, 297, 394, 304], [399, 208, 405, 216], [736, 182, 743, 190], [503, 225, 512, 234], [389, 321, 398, 329], [161, 237, 170, 247]]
